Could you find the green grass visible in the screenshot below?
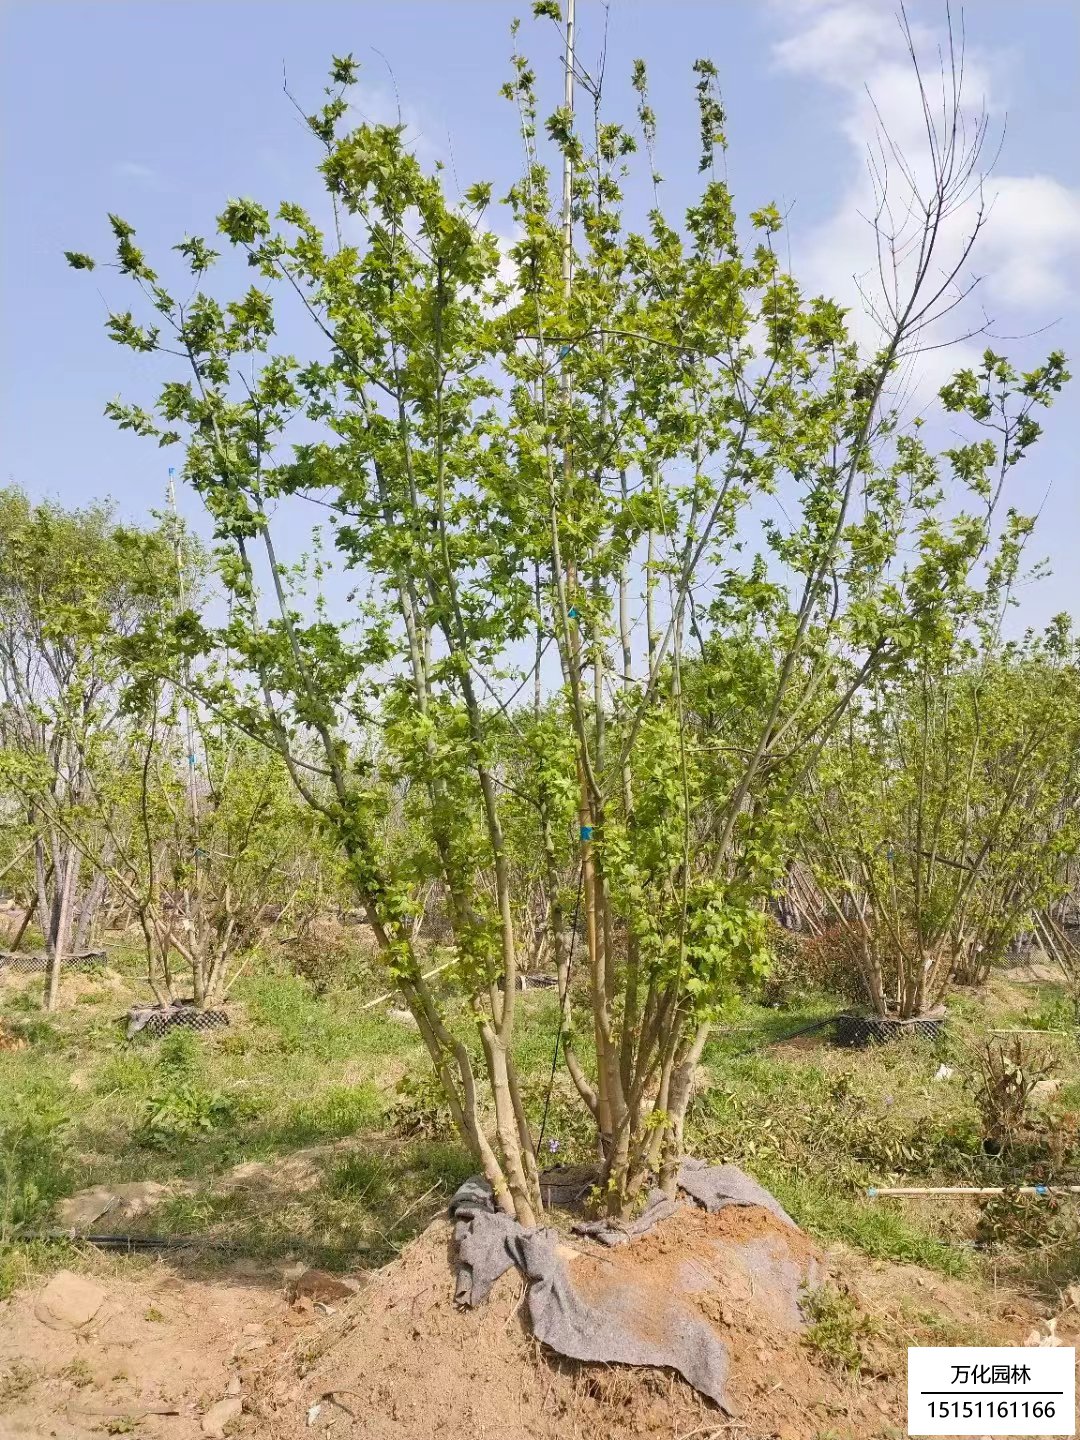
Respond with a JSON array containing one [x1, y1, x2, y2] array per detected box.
[[3, 942, 1080, 1297], [686, 1037, 980, 1275], [273, 1082, 386, 1145], [0, 946, 475, 1272], [764, 1169, 970, 1274], [0, 944, 481, 1275], [684, 986, 1080, 1282]]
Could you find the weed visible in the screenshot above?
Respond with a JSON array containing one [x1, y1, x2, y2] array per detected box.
[[327, 1152, 392, 1205], [157, 1026, 201, 1077], [215, 1031, 251, 1058], [241, 974, 334, 1055], [0, 1084, 71, 1240], [391, 1071, 454, 1139], [976, 1036, 1054, 1152], [802, 1284, 881, 1375], [94, 1050, 155, 1099], [137, 1027, 256, 1148], [408, 1139, 475, 1195], [1, 1011, 58, 1046], [1026, 990, 1076, 1034], [0, 1359, 36, 1403], [762, 1168, 970, 1275], [976, 1190, 1073, 1251], [4, 990, 42, 1017], [0, 1237, 77, 1300], [102, 1417, 137, 1435], [60, 1357, 94, 1388], [139, 1080, 240, 1147], [156, 1188, 244, 1234], [280, 1083, 383, 1143]]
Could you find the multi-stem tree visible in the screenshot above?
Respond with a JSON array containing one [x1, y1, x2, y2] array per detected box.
[[4, 603, 334, 1010], [0, 488, 178, 1008], [68, 10, 1069, 1216], [804, 619, 1080, 1017]]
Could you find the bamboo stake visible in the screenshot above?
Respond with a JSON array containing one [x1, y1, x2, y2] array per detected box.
[[991, 1027, 1072, 1037], [868, 1184, 1080, 1199], [357, 958, 456, 1013], [0, 842, 33, 884]]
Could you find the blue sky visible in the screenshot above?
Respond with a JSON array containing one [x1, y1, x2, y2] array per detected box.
[[2, 0, 1078, 628]]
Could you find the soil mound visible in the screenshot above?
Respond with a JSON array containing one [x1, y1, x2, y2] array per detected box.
[[251, 1204, 901, 1439], [0, 1205, 1058, 1439]]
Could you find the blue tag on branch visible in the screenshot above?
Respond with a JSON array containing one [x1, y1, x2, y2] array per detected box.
[[580, 825, 593, 841]]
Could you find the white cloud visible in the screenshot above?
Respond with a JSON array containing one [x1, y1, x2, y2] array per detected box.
[[979, 175, 1080, 307], [769, 0, 1080, 380], [113, 160, 167, 190], [774, 1, 911, 87]]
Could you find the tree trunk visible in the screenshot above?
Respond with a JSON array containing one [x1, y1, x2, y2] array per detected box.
[[73, 868, 109, 953], [44, 839, 80, 1012], [34, 835, 50, 949], [7, 903, 32, 953]]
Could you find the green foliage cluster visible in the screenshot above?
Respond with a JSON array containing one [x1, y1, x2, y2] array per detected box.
[[138, 1028, 244, 1147]]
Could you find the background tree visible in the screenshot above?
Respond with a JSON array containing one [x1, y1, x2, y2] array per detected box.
[[803, 616, 1080, 1018], [0, 488, 178, 1008]]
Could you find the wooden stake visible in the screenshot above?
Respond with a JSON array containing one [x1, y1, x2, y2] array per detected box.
[[868, 1184, 1080, 1199]]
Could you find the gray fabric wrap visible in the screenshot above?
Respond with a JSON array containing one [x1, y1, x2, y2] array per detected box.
[[676, 1158, 798, 1228], [448, 1159, 797, 1411]]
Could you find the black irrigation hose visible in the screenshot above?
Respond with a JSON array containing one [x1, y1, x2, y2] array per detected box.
[[709, 1014, 839, 1060], [17, 1228, 220, 1252], [537, 868, 584, 1155]]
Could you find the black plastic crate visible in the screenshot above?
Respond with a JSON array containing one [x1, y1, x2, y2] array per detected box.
[[833, 1012, 946, 1047]]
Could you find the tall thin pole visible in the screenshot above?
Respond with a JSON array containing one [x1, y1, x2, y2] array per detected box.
[[559, 0, 575, 320], [167, 469, 200, 835], [558, 0, 610, 1146]]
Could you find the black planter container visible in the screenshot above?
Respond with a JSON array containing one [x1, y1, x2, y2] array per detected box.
[[0, 950, 105, 974], [125, 1004, 230, 1040], [833, 1012, 946, 1047]]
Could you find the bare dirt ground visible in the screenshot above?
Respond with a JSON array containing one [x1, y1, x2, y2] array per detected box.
[[3, 1204, 1070, 1440], [0, 1252, 296, 1439]]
